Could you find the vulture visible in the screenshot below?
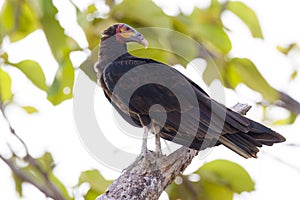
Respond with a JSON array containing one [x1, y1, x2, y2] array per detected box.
[[95, 23, 285, 158]]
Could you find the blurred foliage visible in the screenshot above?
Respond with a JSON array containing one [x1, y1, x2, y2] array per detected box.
[[10, 152, 72, 199], [0, 0, 298, 199], [166, 160, 254, 200], [78, 170, 112, 199]]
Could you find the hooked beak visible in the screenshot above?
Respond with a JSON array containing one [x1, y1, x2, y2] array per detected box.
[[117, 24, 149, 48], [131, 32, 149, 49]]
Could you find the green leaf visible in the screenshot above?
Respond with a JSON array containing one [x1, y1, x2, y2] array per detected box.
[[111, 0, 171, 28], [84, 190, 100, 200], [189, 7, 232, 53], [21, 106, 38, 114], [290, 70, 298, 81], [226, 58, 279, 102], [47, 58, 74, 105], [49, 172, 73, 200], [79, 170, 111, 195], [11, 60, 48, 91], [203, 59, 224, 85], [10, 153, 72, 200], [38, 0, 70, 60], [0, 67, 13, 102], [197, 159, 255, 193], [35, 0, 75, 105], [277, 43, 297, 55], [202, 180, 233, 200], [166, 178, 200, 200], [0, 0, 14, 38], [0, 1, 39, 41], [193, 22, 231, 53], [226, 1, 263, 38], [167, 160, 254, 200], [36, 152, 55, 172], [12, 173, 23, 197]]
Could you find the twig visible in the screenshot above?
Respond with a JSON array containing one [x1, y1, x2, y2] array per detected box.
[[0, 106, 67, 200], [262, 150, 300, 173], [284, 143, 300, 148], [0, 106, 29, 154]]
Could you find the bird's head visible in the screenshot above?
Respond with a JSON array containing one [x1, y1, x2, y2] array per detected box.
[[101, 23, 148, 48]]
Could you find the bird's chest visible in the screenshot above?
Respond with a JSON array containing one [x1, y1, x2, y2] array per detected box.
[[102, 64, 131, 91]]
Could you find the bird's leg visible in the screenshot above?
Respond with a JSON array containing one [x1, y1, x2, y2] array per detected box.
[[141, 126, 149, 155], [152, 124, 162, 156], [123, 126, 149, 172], [155, 133, 162, 156]]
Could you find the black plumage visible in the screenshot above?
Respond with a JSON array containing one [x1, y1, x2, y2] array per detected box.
[[95, 24, 285, 158]]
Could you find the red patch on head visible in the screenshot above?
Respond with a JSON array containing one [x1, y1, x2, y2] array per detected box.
[[116, 24, 125, 43], [116, 24, 124, 34]]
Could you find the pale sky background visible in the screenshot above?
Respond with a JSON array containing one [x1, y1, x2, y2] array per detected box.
[[1, 0, 300, 199]]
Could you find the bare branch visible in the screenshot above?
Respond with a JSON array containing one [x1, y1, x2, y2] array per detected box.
[[277, 91, 300, 114], [0, 106, 67, 200]]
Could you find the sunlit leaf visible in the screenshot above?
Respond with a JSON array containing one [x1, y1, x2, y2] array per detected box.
[[111, 0, 171, 28], [290, 70, 298, 81], [0, 67, 13, 102], [227, 58, 279, 102], [197, 159, 255, 193], [0, 0, 14, 38], [166, 177, 201, 200], [192, 22, 232, 53], [49, 172, 73, 200], [36, 152, 55, 172], [276, 43, 297, 55], [167, 159, 254, 200], [47, 58, 74, 105], [85, 190, 100, 200], [12, 173, 23, 197], [11, 60, 47, 91], [0, 1, 39, 41], [9, 153, 72, 200], [203, 59, 224, 85], [79, 170, 111, 195], [38, 0, 70, 60], [21, 106, 38, 114], [202, 179, 233, 200], [189, 6, 231, 53], [11, 2, 39, 42], [226, 1, 263, 38], [34, 0, 75, 105]]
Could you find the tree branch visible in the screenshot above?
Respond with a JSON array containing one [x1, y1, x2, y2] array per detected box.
[[278, 91, 300, 114], [97, 103, 251, 200], [0, 106, 67, 200]]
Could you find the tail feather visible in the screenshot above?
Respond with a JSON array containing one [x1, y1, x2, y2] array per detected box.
[[219, 136, 258, 158], [220, 125, 285, 158]]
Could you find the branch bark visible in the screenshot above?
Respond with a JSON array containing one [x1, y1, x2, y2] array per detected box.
[[97, 103, 251, 200]]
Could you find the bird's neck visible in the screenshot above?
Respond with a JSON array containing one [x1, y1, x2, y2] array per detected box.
[[98, 37, 128, 73]]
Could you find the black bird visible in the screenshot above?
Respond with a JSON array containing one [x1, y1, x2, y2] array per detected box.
[[95, 23, 285, 158]]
